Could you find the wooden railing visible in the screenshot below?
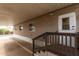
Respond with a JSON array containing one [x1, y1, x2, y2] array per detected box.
[[33, 32, 79, 56]]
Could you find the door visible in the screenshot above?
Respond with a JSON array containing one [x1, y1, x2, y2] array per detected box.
[[58, 12, 76, 33]]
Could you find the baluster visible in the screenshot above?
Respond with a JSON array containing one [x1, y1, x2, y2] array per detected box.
[[53, 35, 55, 44], [55, 34, 58, 53], [51, 35, 53, 45], [55, 34, 57, 53], [55, 34, 57, 44], [45, 34, 48, 51], [61, 34, 63, 45], [52, 34, 54, 51], [50, 35, 52, 45], [61, 34, 63, 55], [74, 34, 77, 56], [57, 34, 60, 54], [48, 35, 49, 45], [70, 34, 72, 55], [70, 34, 72, 47], [58, 35, 60, 44], [49, 35, 51, 45], [65, 34, 67, 46], [65, 34, 67, 55]]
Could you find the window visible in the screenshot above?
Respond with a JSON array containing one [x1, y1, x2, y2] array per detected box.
[[58, 12, 76, 33], [62, 17, 70, 30]]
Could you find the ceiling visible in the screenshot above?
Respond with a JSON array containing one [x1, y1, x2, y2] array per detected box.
[[0, 3, 73, 26]]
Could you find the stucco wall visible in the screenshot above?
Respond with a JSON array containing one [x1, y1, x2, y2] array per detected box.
[[14, 4, 79, 39]]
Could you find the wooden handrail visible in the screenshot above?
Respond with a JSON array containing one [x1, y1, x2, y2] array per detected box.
[[33, 32, 79, 40]]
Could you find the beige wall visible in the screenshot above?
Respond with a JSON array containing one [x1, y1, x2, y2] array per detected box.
[[75, 7, 79, 32], [14, 4, 79, 38]]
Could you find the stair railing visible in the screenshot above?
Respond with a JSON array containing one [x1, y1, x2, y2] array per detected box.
[[33, 32, 79, 56]]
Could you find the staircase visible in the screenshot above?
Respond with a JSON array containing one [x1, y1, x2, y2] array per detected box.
[[33, 32, 79, 56]]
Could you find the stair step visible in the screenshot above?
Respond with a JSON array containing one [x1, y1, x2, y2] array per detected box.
[[34, 51, 57, 56]]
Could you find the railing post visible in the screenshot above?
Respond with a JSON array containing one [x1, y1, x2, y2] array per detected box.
[[33, 39, 35, 56]]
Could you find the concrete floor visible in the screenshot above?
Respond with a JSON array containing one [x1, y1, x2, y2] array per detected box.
[[0, 35, 32, 56]]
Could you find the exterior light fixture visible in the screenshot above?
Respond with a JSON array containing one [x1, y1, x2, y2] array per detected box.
[[29, 22, 36, 32], [19, 25, 23, 30]]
